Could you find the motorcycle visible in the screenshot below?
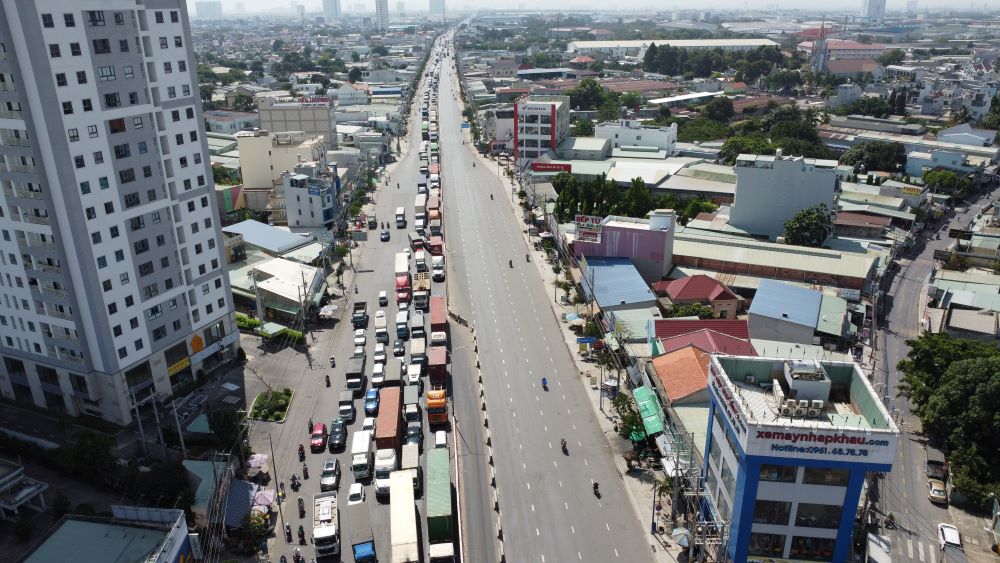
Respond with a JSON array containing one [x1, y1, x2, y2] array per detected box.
[[290, 474, 300, 492], [330, 356, 336, 367], [473, 162, 476, 167], [593, 482, 601, 498], [508, 259, 513, 268], [325, 374, 330, 387], [298, 525, 306, 544], [298, 444, 305, 462], [298, 497, 305, 518], [541, 377, 548, 390], [302, 463, 309, 479], [284, 523, 292, 543], [561, 439, 568, 455], [292, 548, 304, 563], [525, 253, 529, 262]]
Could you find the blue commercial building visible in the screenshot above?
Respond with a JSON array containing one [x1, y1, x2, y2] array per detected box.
[[578, 256, 658, 313], [703, 356, 898, 562]]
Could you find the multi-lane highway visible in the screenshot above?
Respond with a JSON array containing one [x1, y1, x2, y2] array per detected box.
[[436, 45, 657, 563]]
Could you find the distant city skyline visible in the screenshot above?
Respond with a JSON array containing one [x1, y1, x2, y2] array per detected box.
[[187, 0, 996, 14]]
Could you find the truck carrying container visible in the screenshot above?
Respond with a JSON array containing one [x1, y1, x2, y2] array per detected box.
[[430, 295, 447, 333], [428, 163, 440, 176], [374, 387, 402, 451], [403, 384, 420, 422], [414, 194, 427, 220], [347, 503, 376, 563], [313, 491, 341, 557], [428, 346, 447, 386], [394, 252, 409, 276], [412, 272, 431, 311], [390, 471, 419, 563], [426, 448, 455, 561], [351, 302, 369, 328], [428, 236, 444, 256]]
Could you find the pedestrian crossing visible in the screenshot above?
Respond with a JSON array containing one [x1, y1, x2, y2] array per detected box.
[[899, 535, 935, 562]]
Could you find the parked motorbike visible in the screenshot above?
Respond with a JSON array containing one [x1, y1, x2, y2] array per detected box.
[[298, 525, 305, 544], [561, 439, 568, 455], [330, 356, 336, 367], [284, 523, 292, 543]]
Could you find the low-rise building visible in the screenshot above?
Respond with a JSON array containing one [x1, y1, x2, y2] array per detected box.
[[204, 110, 261, 133], [256, 96, 338, 149], [236, 130, 328, 189], [515, 95, 571, 168], [578, 256, 658, 313], [748, 279, 852, 348], [571, 210, 676, 282], [654, 275, 741, 319], [595, 119, 678, 154]]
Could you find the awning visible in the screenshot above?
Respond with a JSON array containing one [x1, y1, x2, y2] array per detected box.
[[318, 305, 338, 319], [253, 489, 276, 507], [310, 282, 328, 306], [223, 480, 257, 527], [255, 322, 287, 338], [633, 386, 665, 436], [247, 454, 268, 468]]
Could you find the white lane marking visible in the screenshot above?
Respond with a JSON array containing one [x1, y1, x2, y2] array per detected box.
[[558, 480, 563, 488], [526, 482, 531, 490], [918, 541, 925, 562], [548, 442, 552, 449], [523, 463, 527, 470], [564, 502, 569, 510], [519, 443, 522, 450], [536, 528, 540, 536], [584, 458, 589, 466], [907, 538, 914, 559], [614, 548, 620, 558], [573, 425, 577, 431], [567, 409, 571, 415], [553, 460, 558, 468], [578, 552, 582, 560], [570, 524, 575, 533], [543, 425, 547, 432], [531, 504, 535, 512], [605, 522, 610, 531]]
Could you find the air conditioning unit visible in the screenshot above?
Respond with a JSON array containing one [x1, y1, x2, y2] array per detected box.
[[784, 399, 798, 409], [780, 406, 793, 416], [807, 408, 822, 417], [798, 400, 810, 409], [745, 375, 756, 385], [794, 407, 808, 416], [811, 400, 825, 410]]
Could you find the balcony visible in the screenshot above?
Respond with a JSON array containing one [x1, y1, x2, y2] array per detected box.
[[3, 186, 42, 200], [33, 263, 61, 274], [36, 285, 66, 298], [20, 214, 50, 225], [19, 237, 55, 250], [0, 161, 38, 173], [0, 108, 22, 119], [47, 309, 73, 321], [60, 354, 85, 366], [0, 82, 15, 92], [43, 330, 79, 342]]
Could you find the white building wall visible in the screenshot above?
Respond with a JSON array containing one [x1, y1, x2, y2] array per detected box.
[[595, 120, 677, 153], [729, 155, 838, 237]]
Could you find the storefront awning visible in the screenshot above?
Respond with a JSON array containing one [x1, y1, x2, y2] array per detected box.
[[256, 322, 287, 338], [634, 386, 665, 436]]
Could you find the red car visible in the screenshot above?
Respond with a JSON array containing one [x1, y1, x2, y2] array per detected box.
[[309, 423, 327, 452]]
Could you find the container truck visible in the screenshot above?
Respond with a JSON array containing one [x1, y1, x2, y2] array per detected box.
[[313, 491, 342, 557], [427, 389, 448, 426], [395, 206, 406, 228], [351, 302, 369, 328], [403, 384, 420, 422], [394, 252, 411, 305], [414, 194, 427, 221], [350, 430, 373, 479], [412, 272, 431, 311], [390, 471, 419, 563], [430, 295, 447, 333], [374, 313, 388, 344], [428, 163, 440, 177], [428, 236, 444, 256], [394, 252, 409, 275], [375, 387, 402, 450], [347, 502, 376, 563], [426, 448, 455, 562], [428, 346, 447, 387]]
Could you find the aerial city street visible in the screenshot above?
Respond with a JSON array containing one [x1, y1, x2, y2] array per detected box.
[[1, 1, 1000, 563]]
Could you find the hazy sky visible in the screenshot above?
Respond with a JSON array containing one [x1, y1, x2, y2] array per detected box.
[[188, 0, 986, 15]]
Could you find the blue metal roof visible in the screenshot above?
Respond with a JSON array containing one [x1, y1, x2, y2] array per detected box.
[[749, 279, 821, 329], [580, 257, 656, 308]]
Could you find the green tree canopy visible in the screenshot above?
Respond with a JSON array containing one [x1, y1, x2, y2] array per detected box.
[[879, 48, 906, 66], [620, 92, 643, 110], [783, 204, 832, 247], [230, 93, 255, 113], [571, 118, 594, 137], [923, 169, 968, 193], [835, 96, 892, 119], [840, 141, 907, 172], [347, 67, 363, 83], [568, 78, 607, 111], [703, 96, 735, 122], [719, 135, 774, 164], [667, 303, 714, 319]]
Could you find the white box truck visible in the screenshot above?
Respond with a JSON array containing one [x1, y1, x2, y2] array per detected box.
[[350, 430, 373, 479], [374, 448, 398, 498], [313, 491, 341, 557]]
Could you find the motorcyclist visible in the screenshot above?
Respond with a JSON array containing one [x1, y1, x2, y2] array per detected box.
[[509, 259, 513, 268], [490, 193, 493, 200], [593, 482, 600, 494], [542, 377, 548, 388], [561, 438, 567, 451]]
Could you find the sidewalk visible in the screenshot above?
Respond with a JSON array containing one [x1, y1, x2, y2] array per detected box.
[[460, 128, 683, 562]]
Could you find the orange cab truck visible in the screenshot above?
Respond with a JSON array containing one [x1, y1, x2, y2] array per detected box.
[[426, 345, 448, 426]]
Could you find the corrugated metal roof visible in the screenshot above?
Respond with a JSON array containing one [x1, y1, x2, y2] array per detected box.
[[749, 279, 821, 328], [817, 294, 849, 337], [22, 519, 168, 563], [223, 219, 312, 254], [580, 257, 656, 308]]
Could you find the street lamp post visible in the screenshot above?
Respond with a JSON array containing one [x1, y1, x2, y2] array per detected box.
[[651, 481, 659, 534]]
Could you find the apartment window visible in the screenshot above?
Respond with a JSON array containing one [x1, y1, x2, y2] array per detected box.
[[217, 297, 225, 309], [87, 125, 99, 138], [753, 500, 792, 525], [117, 347, 127, 359], [134, 339, 143, 351], [104, 93, 121, 108], [124, 65, 134, 79], [146, 189, 156, 202], [124, 295, 133, 307], [102, 279, 112, 292], [87, 11, 106, 26], [152, 326, 167, 341], [64, 14, 75, 27], [133, 116, 143, 128], [163, 62, 172, 74], [119, 39, 129, 53], [211, 258, 219, 269], [42, 14, 54, 28], [802, 467, 851, 487], [170, 11, 179, 22], [207, 238, 216, 249], [82, 99, 93, 112], [167, 86, 176, 99], [171, 110, 180, 122], [759, 464, 798, 483], [155, 11, 164, 23], [113, 325, 122, 336], [198, 264, 206, 275], [191, 222, 199, 234], [114, 143, 130, 159], [119, 168, 135, 183], [114, 249, 124, 262], [76, 71, 87, 84], [187, 201, 195, 212], [114, 12, 125, 25], [103, 201, 114, 214], [143, 284, 158, 298], [93, 151, 104, 164], [155, 234, 165, 246], [191, 309, 199, 323], [197, 175, 205, 186], [179, 156, 188, 168], [142, 165, 152, 178], [74, 155, 85, 168], [70, 42, 82, 56], [85, 207, 96, 220], [129, 318, 138, 330], [62, 101, 73, 115], [195, 243, 203, 255], [185, 108, 194, 119], [175, 36, 184, 48], [164, 278, 174, 290], [175, 133, 184, 146], [151, 211, 161, 223], [794, 504, 842, 529], [173, 319, 181, 331], [55, 73, 67, 87], [159, 37, 168, 49], [201, 283, 209, 295], [130, 216, 145, 231], [68, 128, 79, 142], [92, 39, 111, 54], [179, 60, 187, 72], [128, 92, 138, 105], [108, 302, 118, 315], [138, 141, 148, 154], [109, 118, 125, 134], [119, 272, 128, 284], [193, 153, 202, 164], [168, 298, 177, 310], [124, 193, 140, 208], [80, 181, 91, 194], [97, 256, 107, 269], [99, 176, 109, 190], [183, 179, 192, 190], [138, 262, 153, 277], [48, 44, 60, 58], [98, 66, 115, 81], [133, 238, 149, 254]]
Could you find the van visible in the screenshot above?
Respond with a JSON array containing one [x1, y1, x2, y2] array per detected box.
[[406, 363, 422, 387], [371, 362, 386, 387], [338, 391, 356, 423], [434, 430, 447, 448]]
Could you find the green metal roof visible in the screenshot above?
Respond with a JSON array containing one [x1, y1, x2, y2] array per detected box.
[[23, 519, 168, 563], [426, 448, 451, 519], [633, 386, 664, 436], [816, 294, 848, 338], [256, 322, 288, 337]]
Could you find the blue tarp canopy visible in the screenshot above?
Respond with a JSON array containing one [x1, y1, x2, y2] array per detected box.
[[223, 480, 257, 528]]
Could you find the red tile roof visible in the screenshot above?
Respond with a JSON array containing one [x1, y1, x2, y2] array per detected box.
[[654, 275, 738, 303], [653, 319, 750, 340], [569, 55, 595, 64], [834, 212, 891, 229], [650, 346, 711, 403], [659, 329, 757, 357]]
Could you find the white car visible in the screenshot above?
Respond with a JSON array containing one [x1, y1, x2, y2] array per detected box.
[[373, 343, 387, 364], [347, 482, 365, 505], [351, 346, 365, 360], [434, 430, 448, 448], [938, 523, 962, 550], [375, 310, 386, 321], [378, 291, 388, 306], [353, 329, 366, 346], [362, 417, 376, 433]]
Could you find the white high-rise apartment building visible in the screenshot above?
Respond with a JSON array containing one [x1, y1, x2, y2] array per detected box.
[[374, 0, 389, 30], [0, 0, 237, 425], [323, 0, 341, 20], [861, 0, 886, 24]]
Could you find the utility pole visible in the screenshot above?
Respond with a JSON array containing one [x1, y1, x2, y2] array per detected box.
[[170, 400, 188, 459], [268, 433, 286, 531]]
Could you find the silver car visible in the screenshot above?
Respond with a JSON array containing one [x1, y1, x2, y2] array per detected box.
[[319, 458, 340, 491]]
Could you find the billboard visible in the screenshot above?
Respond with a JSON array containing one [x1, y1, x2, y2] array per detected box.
[[532, 162, 571, 173], [575, 214, 604, 243]]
